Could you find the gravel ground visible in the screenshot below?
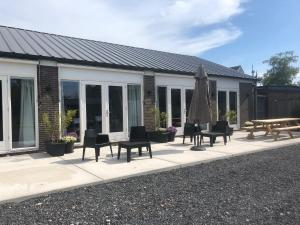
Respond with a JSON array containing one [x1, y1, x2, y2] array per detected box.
[[0, 145, 299, 225]]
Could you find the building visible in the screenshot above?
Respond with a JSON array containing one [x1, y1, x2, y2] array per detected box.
[[0, 25, 256, 155], [256, 86, 300, 119]]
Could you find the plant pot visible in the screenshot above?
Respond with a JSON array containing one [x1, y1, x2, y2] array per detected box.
[[45, 142, 66, 156], [148, 131, 169, 143], [65, 142, 74, 154], [167, 132, 176, 142]]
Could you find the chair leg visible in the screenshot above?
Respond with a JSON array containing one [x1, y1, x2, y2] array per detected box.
[[223, 135, 227, 145], [117, 145, 121, 159], [200, 135, 202, 146], [127, 147, 131, 162], [82, 146, 86, 161], [95, 147, 100, 162], [210, 137, 213, 147], [183, 135, 185, 144], [138, 147, 142, 156], [110, 144, 114, 157], [148, 145, 152, 158], [190, 135, 193, 143]]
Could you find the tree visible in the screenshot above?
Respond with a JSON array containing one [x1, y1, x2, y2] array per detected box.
[[261, 51, 299, 86]]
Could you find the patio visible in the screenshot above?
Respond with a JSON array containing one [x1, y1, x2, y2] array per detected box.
[[1, 130, 300, 203]]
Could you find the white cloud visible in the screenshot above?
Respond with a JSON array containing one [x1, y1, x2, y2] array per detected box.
[[0, 0, 245, 55]]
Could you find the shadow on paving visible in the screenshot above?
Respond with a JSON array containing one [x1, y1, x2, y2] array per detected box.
[[0, 145, 299, 225]]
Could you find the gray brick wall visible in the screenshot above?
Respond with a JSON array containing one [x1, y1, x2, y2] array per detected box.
[[143, 75, 155, 131], [37, 65, 59, 151]]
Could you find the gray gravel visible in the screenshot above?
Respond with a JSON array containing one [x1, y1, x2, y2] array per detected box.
[[0, 145, 299, 225]]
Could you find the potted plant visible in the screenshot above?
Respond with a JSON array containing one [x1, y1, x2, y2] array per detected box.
[[225, 110, 237, 124], [41, 110, 77, 156], [62, 132, 77, 154], [167, 126, 177, 142], [148, 107, 169, 143]]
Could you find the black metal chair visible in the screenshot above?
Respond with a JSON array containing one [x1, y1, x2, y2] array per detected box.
[[212, 121, 233, 141], [183, 123, 195, 144], [82, 129, 113, 162], [118, 126, 152, 162]]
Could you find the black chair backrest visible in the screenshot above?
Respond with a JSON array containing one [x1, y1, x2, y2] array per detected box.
[[212, 121, 229, 133], [130, 126, 147, 142], [184, 123, 195, 135], [84, 129, 97, 147], [96, 134, 110, 144]]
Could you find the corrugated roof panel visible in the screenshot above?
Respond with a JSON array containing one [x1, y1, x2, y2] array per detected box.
[[0, 27, 24, 54], [0, 25, 254, 79]]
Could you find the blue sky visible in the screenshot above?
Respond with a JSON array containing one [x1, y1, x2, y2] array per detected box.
[[0, 0, 299, 78], [202, 0, 300, 77]]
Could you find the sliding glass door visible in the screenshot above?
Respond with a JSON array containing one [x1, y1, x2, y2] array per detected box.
[[171, 88, 182, 127], [157, 86, 167, 128], [85, 84, 102, 133], [109, 85, 123, 133], [218, 91, 227, 121], [11, 78, 36, 148]]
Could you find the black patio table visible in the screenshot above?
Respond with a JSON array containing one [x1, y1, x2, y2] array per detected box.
[[199, 131, 227, 147], [117, 141, 152, 162]]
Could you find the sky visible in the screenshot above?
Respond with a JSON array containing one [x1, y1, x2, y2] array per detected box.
[[0, 0, 299, 79]]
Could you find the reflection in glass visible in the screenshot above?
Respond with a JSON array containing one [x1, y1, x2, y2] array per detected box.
[[171, 89, 181, 127], [11, 78, 35, 148], [109, 86, 123, 132], [218, 91, 227, 120], [61, 81, 80, 141], [86, 85, 102, 132], [128, 85, 141, 130], [157, 86, 167, 128], [229, 91, 237, 124], [185, 89, 193, 117]]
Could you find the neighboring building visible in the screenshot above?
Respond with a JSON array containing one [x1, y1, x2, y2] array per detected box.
[[256, 86, 300, 119], [230, 65, 245, 74], [0, 25, 255, 154]]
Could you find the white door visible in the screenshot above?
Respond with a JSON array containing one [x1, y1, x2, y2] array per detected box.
[[0, 76, 8, 152], [168, 87, 184, 135]]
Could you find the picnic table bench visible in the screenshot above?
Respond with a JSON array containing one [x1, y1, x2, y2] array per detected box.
[[243, 118, 300, 140]]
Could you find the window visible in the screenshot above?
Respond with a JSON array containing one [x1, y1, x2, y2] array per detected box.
[[109, 86, 123, 132], [86, 85, 102, 132], [185, 89, 193, 117], [229, 91, 237, 124], [157, 86, 167, 128], [171, 88, 181, 127], [128, 85, 142, 130], [61, 81, 80, 141], [218, 91, 227, 120], [11, 78, 36, 148]]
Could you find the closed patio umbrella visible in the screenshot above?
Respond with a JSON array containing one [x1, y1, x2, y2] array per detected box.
[[187, 65, 212, 150]]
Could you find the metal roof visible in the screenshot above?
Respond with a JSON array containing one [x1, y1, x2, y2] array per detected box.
[[0, 25, 254, 79]]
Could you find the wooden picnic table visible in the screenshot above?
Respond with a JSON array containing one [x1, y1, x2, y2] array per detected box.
[[245, 118, 300, 140]]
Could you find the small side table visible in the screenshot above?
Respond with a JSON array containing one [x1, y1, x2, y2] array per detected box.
[[200, 131, 227, 147], [118, 141, 152, 162]]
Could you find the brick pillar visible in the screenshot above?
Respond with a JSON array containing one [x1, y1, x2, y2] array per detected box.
[[143, 75, 155, 131], [37, 65, 59, 151]]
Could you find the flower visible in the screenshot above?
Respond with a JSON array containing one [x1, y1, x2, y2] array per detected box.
[[62, 135, 77, 143], [167, 126, 177, 133]]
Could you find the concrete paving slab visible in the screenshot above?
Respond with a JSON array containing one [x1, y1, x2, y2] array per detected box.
[[0, 131, 300, 203]]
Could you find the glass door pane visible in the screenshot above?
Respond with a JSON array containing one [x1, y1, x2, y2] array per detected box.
[[171, 88, 181, 127], [61, 81, 80, 141], [109, 86, 123, 132], [86, 85, 102, 133], [185, 89, 193, 117], [229, 91, 237, 124], [127, 85, 141, 130], [0, 80, 3, 142], [218, 91, 227, 120], [11, 78, 36, 148], [157, 86, 167, 128]]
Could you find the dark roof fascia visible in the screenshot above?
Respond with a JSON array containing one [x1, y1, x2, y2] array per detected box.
[[208, 73, 256, 81]]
